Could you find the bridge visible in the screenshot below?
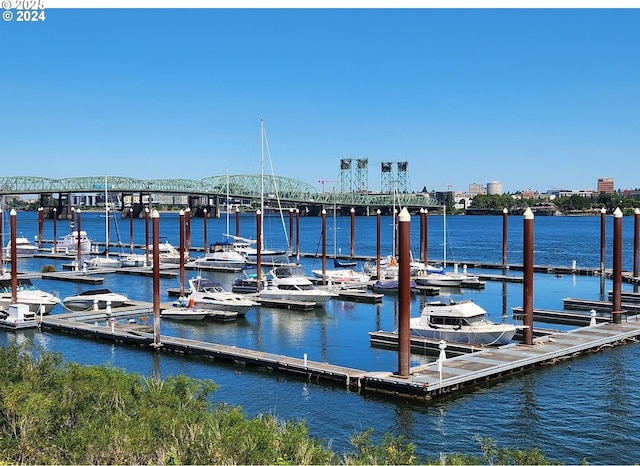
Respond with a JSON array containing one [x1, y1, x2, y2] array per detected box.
[[0, 175, 439, 217]]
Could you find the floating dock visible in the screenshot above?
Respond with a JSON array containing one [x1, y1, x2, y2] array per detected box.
[[34, 302, 640, 401]]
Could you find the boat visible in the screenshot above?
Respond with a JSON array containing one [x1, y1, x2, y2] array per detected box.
[[84, 255, 121, 269], [408, 299, 519, 346], [83, 180, 122, 269], [161, 302, 209, 321], [3, 236, 38, 259], [0, 277, 61, 314], [414, 268, 463, 287], [192, 241, 247, 268], [120, 254, 147, 267], [241, 119, 291, 265], [231, 266, 270, 293], [150, 239, 187, 264], [372, 278, 416, 293], [260, 264, 337, 306], [311, 194, 369, 286], [186, 276, 258, 316], [62, 288, 129, 311], [56, 230, 92, 254], [311, 259, 371, 287]]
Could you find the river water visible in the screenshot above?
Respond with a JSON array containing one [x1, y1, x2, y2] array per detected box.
[[2, 210, 639, 464]]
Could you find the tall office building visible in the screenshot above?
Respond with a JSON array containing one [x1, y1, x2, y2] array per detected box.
[[597, 178, 614, 193]]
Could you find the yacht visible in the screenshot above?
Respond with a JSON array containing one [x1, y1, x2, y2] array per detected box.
[[56, 230, 92, 254], [186, 276, 258, 316], [3, 236, 38, 259], [260, 264, 337, 306], [62, 288, 129, 311], [0, 277, 61, 314], [192, 241, 247, 268], [149, 239, 187, 264], [408, 299, 520, 346]]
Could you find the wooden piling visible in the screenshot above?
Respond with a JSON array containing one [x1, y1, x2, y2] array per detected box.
[[53, 208, 57, 253], [523, 207, 534, 345], [38, 206, 44, 248], [152, 209, 161, 346], [376, 209, 381, 280], [502, 207, 508, 268], [10, 209, 17, 304], [145, 207, 150, 266], [129, 207, 134, 253], [398, 207, 411, 377], [350, 207, 355, 258], [256, 209, 262, 292], [634, 208, 639, 280], [613, 207, 623, 324], [321, 209, 327, 285], [235, 207, 240, 237], [76, 209, 82, 271], [179, 210, 185, 298], [185, 207, 191, 252], [600, 207, 606, 274], [203, 208, 208, 253]]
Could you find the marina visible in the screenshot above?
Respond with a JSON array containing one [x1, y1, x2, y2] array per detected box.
[[1, 210, 640, 463]]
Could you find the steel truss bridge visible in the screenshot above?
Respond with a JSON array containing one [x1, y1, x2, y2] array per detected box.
[[0, 175, 438, 216]]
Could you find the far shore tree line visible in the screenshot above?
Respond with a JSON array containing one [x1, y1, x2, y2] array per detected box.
[[7, 191, 640, 217], [454, 192, 640, 216]]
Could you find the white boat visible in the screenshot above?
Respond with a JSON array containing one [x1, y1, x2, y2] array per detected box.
[[414, 269, 463, 287], [120, 254, 147, 267], [150, 239, 187, 264], [56, 230, 92, 254], [192, 241, 247, 267], [84, 256, 121, 269], [0, 277, 61, 314], [260, 264, 337, 306], [311, 262, 371, 287], [161, 304, 209, 321], [3, 236, 38, 258], [186, 276, 258, 316], [408, 299, 519, 346], [62, 288, 129, 311]]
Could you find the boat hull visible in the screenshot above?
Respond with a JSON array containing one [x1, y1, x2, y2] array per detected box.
[[409, 321, 517, 346]]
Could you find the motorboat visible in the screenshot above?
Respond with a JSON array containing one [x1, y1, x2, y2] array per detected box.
[[120, 254, 147, 267], [408, 299, 519, 346], [186, 276, 258, 316], [231, 266, 270, 293], [260, 264, 337, 306], [62, 288, 129, 311], [192, 241, 247, 268], [161, 302, 209, 321], [56, 230, 92, 254], [84, 256, 121, 269], [3, 236, 38, 258], [311, 259, 371, 287], [149, 239, 187, 264], [0, 277, 61, 314], [414, 269, 464, 287], [372, 278, 416, 293]]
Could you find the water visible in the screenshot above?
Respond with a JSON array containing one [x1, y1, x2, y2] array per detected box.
[[2, 210, 640, 464]]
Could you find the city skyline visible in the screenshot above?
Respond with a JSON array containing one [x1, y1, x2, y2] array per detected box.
[[1, 9, 638, 194]]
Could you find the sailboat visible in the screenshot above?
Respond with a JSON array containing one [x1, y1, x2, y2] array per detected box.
[[84, 176, 121, 269], [414, 203, 479, 287], [311, 191, 369, 286], [232, 119, 288, 265], [193, 171, 247, 268]]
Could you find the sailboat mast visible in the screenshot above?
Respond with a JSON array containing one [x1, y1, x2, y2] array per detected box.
[[226, 170, 230, 238], [104, 174, 109, 256], [260, 118, 265, 251], [443, 204, 447, 269]]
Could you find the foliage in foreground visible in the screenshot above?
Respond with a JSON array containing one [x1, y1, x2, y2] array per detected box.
[[0, 344, 561, 465]]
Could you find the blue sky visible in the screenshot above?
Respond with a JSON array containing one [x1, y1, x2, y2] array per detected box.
[[1, 8, 639, 194]]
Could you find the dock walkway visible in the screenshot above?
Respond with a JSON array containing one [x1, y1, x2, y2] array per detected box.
[[36, 303, 640, 401]]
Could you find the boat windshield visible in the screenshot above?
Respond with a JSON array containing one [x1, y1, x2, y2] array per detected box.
[[464, 315, 489, 326]]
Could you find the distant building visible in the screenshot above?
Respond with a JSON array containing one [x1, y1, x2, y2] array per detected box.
[[468, 183, 486, 195], [486, 181, 503, 195], [521, 190, 539, 199], [597, 177, 614, 193]]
